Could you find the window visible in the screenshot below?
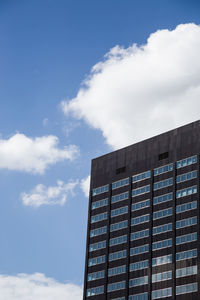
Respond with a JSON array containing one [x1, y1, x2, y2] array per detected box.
[[107, 281, 126, 292], [154, 163, 173, 176], [152, 239, 172, 251], [112, 178, 129, 190], [152, 287, 172, 299], [88, 270, 105, 281], [129, 260, 149, 272], [130, 244, 149, 256], [129, 293, 148, 300], [92, 184, 109, 196], [129, 276, 148, 287], [91, 212, 107, 223], [153, 178, 173, 191], [130, 229, 149, 241], [176, 216, 197, 229], [86, 285, 104, 297], [108, 265, 126, 277], [132, 170, 151, 183], [153, 207, 172, 220], [152, 270, 172, 283], [152, 254, 172, 267], [132, 199, 150, 211], [153, 223, 172, 235], [111, 192, 129, 204], [111, 206, 128, 218], [92, 198, 108, 210], [176, 232, 197, 245], [176, 185, 197, 198], [88, 255, 106, 267], [176, 283, 198, 295], [90, 226, 107, 238], [109, 250, 127, 261], [112, 298, 125, 300], [176, 249, 197, 262], [176, 201, 197, 214], [153, 192, 173, 205], [89, 240, 106, 252], [132, 185, 150, 197], [110, 220, 128, 232], [176, 170, 197, 183], [131, 214, 150, 226], [176, 265, 197, 278], [110, 235, 127, 247], [176, 155, 197, 169]]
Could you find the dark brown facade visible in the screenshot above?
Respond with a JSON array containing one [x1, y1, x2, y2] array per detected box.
[[83, 120, 200, 300]]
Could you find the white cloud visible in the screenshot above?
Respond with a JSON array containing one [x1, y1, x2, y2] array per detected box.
[[0, 133, 79, 174], [0, 273, 82, 300], [21, 180, 78, 207], [61, 23, 200, 149], [80, 175, 90, 197]]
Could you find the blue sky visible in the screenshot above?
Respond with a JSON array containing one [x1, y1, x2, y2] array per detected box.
[[0, 0, 200, 298]]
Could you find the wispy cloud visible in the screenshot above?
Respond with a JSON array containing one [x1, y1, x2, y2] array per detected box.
[[0, 133, 79, 174], [61, 23, 200, 149], [0, 273, 82, 300], [21, 180, 78, 207], [80, 175, 90, 197]]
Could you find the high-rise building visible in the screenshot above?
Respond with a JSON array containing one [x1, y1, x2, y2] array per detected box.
[[83, 120, 200, 300]]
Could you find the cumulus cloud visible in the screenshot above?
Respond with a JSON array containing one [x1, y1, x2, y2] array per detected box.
[[0, 133, 79, 174], [21, 180, 78, 207], [61, 23, 200, 149], [0, 273, 82, 300], [80, 175, 90, 197]]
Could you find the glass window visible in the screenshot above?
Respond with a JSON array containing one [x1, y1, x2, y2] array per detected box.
[[88, 255, 106, 267], [176, 170, 197, 183], [112, 178, 129, 190], [152, 270, 172, 283], [129, 276, 148, 287], [110, 235, 127, 247], [176, 265, 197, 278], [130, 229, 149, 241], [111, 191, 129, 204], [176, 249, 197, 262], [176, 201, 197, 214], [109, 250, 127, 262], [152, 239, 172, 251], [108, 265, 126, 277], [130, 244, 149, 256], [153, 192, 173, 205], [176, 155, 197, 169], [153, 207, 172, 220], [154, 163, 173, 176], [107, 281, 126, 292], [86, 285, 104, 297], [152, 254, 172, 267], [131, 214, 150, 226], [129, 293, 148, 300], [90, 226, 107, 238], [89, 240, 106, 252], [111, 206, 128, 217], [152, 287, 172, 299], [91, 212, 107, 223], [129, 260, 149, 272], [153, 178, 173, 191], [92, 198, 108, 210], [132, 185, 150, 197], [176, 282, 198, 295], [132, 199, 150, 211], [176, 185, 197, 199], [176, 216, 197, 229], [88, 270, 105, 281], [132, 170, 151, 183], [153, 223, 172, 235], [92, 184, 109, 196], [110, 220, 128, 232], [176, 232, 197, 245]]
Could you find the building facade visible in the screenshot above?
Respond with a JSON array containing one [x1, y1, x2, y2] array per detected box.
[[83, 120, 200, 300]]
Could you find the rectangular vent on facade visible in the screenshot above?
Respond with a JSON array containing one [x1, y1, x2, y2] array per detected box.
[[116, 166, 126, 174], [159, 152, 169, 160]]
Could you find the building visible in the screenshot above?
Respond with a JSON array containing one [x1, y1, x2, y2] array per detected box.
[[83, 120, 200, 300]]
